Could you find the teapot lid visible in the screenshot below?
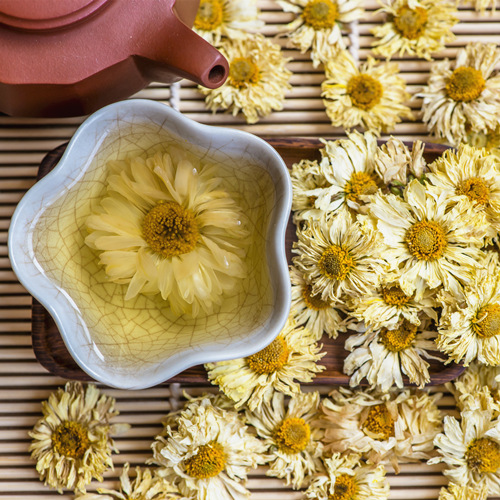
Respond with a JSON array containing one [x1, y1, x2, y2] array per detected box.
[[0, 0, 110, 30]]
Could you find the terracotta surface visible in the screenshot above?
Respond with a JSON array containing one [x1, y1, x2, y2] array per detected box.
[[0, 0, 228, 117], [31, 139, 464, 387]]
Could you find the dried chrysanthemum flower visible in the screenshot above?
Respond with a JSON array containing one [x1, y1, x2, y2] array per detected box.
[[193, 0, 263, 46], [438, 482, 488, 500], [321, 50, 414, 134], [466, 127, 500, 163], [304, 453, 390, 500], [427, 144, 500, 241], [199, 34, 291, 124], [320, 387, 442, 472], [29, 382, 129, 493], [463, 0, 497, 13], [293, 208, 387, 305], [245, 391, 323, 489], [290, 265, 345, 340], [429, 406, 500, 495], [419, 42, 500, 146], [373, 137, 427, 188], [85, 149, 248, 317], [277, 0, 364, 67], [74, 463, 181, 500], [371, 0, 457, 61], [150, 397, 265, 500], [369, 179, 488, 298], [205, 318, 325, 411], [344, 317, 440, 391]]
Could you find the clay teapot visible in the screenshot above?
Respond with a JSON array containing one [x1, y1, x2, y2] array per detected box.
[[0, 0, 229, 117]]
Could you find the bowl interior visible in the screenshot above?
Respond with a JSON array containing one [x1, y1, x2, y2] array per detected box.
[[11, 101, 291, 388]]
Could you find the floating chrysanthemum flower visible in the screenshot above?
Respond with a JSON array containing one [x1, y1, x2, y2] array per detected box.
[[205, 319, 325, 411], [246, 391, 323, 489], [321, 387, 442, 471], [427, 144, 500, 240], [150, 397, 265, 500], [349, 277, 437, 331], [429, 406, 500, 495], [290, 264, 345, 340], [373, 137, 427, 189], [277, 0, 364, 67], [344, 317, 440, 391], [419, 42, 500, 146], [293, 208, 387, 304], [193, 0, 263, 46], [75, 463, 181, 500], [304, 453, 390, 500], [437, 261, 500, 366], [321, 50, 414, 134], [85, 150, 248, 317], [438, 482, 488, 500], [371, 0, 458, 61], [29, 382, 129, 493], [369, 179, 488, 298], [199, 34, 292, 124]]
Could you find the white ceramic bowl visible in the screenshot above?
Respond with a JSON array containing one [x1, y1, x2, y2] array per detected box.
[[9, 99, 292, 389]]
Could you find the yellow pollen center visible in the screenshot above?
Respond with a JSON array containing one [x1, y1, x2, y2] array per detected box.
[[274, 417, 311, 454], [328, 473, 358, 500], [345, 171, 378, 203], [393, 6, 428, 40], [185, 441, 226, 479], [318, 244, 354, 281], [380, 320, 418, 352], [458, 177, 490, 205], [229, 57, 260, 89], [302, 284, 330, 310], [51, 421, 90, 459], [193, 0, 224, 31], [302, 0, 338, 30], [362, 404, 395, 440], [142, 201, 199, 258], [466, 438, 500, 474], [381, 285, 412, 307], [472, 304, 500, 339], [446, 66, 486, 102], [405, 220, 447, 261], [346, 74, 384, 111], [246, 336, 290, 374]]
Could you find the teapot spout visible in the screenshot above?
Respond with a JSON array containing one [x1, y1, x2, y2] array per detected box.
[[139, 6, 228, 89]]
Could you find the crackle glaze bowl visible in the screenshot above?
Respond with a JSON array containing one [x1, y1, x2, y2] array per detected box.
[[8, 99, 292, 389]]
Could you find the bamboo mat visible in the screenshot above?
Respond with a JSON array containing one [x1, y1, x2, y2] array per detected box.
[[1, 0, 500, 498]]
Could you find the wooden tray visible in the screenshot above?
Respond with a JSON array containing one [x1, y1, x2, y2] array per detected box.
[[31, 139, 464, 386]]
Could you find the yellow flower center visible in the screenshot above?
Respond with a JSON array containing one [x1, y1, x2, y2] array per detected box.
[[246, 336, 290, 374], [458, 177, 490, 205], [229, 57, 260, 89], [393, 6, 428, 40], [380, 320, 418, 352], [405, 220, 447, 261], [318, 244, 354, 280], [446, 67, 486, 102], [345, 171, 378, 203], [274, 417, 311, 454], [302, 0, 338, 30], [328, 473, 358, 500], [381, 285, 412, 307], [51, 421, 90, 459], [193, 0, 224, 31], [302, 283, 330, 310], [142, 201, 199, 258], [362, 404, 395, 440], [346, 74, 383, 111], [185, 441, 226, 479], [466, 438, 500, 474], [472, 304, 500, 339]]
